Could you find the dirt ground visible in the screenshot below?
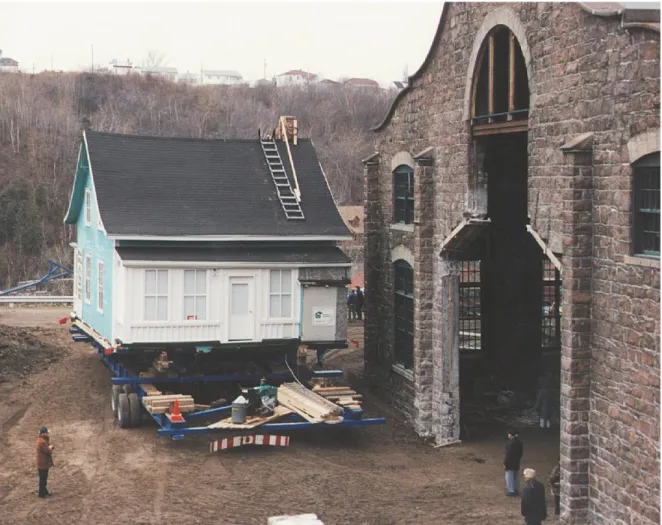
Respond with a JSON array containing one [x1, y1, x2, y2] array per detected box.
[[0, 308, 561, 525]]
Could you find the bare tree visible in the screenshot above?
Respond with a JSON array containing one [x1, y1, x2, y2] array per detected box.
[[141, 49, 168, 68]]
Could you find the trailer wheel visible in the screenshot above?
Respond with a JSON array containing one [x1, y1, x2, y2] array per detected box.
[[128, 393, 141, 428], [111, 385, 122, 417], [117, 393, 131, 429], [122, 384, 135, 395]]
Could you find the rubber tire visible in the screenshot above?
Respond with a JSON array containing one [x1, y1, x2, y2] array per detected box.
[[122, 384, 135, 395], [128, 393, 141, 428], [111, 385, 123, 417], [117, 393, 131, 429]]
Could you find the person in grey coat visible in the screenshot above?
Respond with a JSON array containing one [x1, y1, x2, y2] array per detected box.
[[534, 378, 553, 429]]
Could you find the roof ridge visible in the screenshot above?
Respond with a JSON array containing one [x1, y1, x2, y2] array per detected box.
[[86, 131, 311, 143]]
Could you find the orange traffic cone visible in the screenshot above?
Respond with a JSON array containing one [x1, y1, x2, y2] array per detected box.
[[169, 399, 184, 422]]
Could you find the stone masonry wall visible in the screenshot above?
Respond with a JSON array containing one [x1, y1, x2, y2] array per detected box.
[[364, 2, 660, 524]]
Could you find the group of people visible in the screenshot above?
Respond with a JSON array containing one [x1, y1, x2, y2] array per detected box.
[[347, 286, 364, 321], [505, 430, 561, 524]]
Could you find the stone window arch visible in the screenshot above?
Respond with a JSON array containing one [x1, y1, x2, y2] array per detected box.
[[391, 151, 415, 226], [391, 244, 414, 266], [462, 8, 534, 122]]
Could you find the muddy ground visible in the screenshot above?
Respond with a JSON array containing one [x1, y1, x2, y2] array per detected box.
[[0, 308, 560, 525]]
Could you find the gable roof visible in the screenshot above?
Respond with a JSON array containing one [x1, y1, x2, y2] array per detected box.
[[277, 69, 318, 79], [67, 131, 350, 239]]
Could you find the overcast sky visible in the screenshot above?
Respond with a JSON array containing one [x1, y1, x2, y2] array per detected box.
[[0, 1, 442, 84]]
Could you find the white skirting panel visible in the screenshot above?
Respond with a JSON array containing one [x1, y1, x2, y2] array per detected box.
[[129, 322, 221, 343], [260, 321, 299, 340]]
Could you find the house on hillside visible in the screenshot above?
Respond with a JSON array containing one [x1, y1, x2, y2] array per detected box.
[[343, 78, 380, 89], [136, 66, 178, 82], [108, 59, 134, 75], [0, 49, 19, 73], [364, 2, 659, 525], [275, 70, 318, 87], [64, 117, 353, 356], [202, 70, 243, 85]]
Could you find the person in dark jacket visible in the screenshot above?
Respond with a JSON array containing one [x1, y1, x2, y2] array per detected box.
[[347, 290, 357, 321], [504, 430, 524, 496], [534, 377, 554, 429], [548, 463, 561, 515], [521, 468, 547, 524], [354, 287, 365, 321], [36, 426, 55, 498]]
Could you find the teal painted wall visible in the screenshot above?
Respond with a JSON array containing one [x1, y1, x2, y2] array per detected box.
[[75, 142, 115, 342]]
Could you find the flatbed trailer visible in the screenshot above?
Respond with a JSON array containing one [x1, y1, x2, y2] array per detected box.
[[64, 316, 386, 444]]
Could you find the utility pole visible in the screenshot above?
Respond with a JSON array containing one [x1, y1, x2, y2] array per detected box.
[[91, 44, 94, 73]]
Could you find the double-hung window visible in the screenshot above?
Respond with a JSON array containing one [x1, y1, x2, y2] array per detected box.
[[183, 270, 207, 320], [393, 166, 415, 225], [84, 254, 91, 303], [269, 270, 292, 318], [144, 270, 169, 321], [97, 260, 104, 313], [633, 152, 660, 258]]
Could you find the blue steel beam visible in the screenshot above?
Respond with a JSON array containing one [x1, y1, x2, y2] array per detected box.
[[111, 373, 293, 385], [311, 370, 344, 378], [156, 416, 387, 437], [0, 260, 72, 296]]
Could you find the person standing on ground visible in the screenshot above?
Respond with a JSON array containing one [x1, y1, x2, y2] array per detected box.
[[347, 289, 357, 321], [521, 468, 547, 525], [504, 429, 524, 496], [548, 463, 561, 515], [534, 377, 553, 429], [354, 286, 365, 321], [36, 426, 55, 498]]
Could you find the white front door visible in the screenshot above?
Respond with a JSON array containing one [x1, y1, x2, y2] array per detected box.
[[228, 277, 254, 341]]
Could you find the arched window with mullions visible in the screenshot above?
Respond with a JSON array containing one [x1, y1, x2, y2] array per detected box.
[[393, 259, 414, 369], [471, 25, 529, 128], [393, 165, 414, 225], [632, 152, 660, 258]]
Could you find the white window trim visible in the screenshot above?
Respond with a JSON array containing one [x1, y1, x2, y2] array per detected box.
[[75, 250, 83, 302], [97, 260, 104, 314], [183, 269, 208, 321], [269, 269, 293, 319], [84, 254, 91, 304], [144, 269, 169, 321], [84, 189, 92, 226]]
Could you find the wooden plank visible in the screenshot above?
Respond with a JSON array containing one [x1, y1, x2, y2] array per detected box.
[[277, 383, 343, 423], [194, 404, 211, 411], [208, 406, 292, 430], [488, 34, 494, 119], [314, 386, 355, 393], [508, 32, 516, 114]]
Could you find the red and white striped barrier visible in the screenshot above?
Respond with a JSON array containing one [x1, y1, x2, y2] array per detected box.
[[210, 434, 290, 452]]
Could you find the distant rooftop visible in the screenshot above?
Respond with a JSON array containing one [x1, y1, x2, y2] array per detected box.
[[278, 69, 318, 79], [203, 70, 242, 78]]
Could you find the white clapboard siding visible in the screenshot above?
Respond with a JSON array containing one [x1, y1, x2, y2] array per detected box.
[[119, 266, 302, 344]]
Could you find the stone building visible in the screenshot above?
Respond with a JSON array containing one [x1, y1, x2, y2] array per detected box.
[[363, 3, 659, 524]]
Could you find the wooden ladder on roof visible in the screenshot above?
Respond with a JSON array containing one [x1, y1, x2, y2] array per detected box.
[[261, 138, 305, 220]]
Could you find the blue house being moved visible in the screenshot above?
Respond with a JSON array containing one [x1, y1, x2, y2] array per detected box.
[[64, 117, 353, 355]]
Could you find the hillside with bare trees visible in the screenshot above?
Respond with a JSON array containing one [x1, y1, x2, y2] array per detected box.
[[0, 72, 394, 288]]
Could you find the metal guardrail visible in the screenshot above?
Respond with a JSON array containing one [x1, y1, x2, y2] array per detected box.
[[0, 296, 73, 304]]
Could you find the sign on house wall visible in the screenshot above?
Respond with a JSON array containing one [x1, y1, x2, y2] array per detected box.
[[312, 307, 336, 326]]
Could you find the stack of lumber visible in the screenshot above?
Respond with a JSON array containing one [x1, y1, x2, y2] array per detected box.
[[153, 352, 173, 372], [312, 385, 363, 411], [140, 383, 162, 396], [209, 405, 292, 430], [142, 394, 195, 414], [277, 383, 344, 424]]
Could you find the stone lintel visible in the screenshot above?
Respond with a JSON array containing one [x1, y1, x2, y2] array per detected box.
[[560, 132, 594, 153], [414, 147, 435, 165], [362, 151, 380, 165]]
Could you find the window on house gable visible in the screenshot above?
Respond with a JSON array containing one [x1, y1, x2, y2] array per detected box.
[[97, 260, 104, 313], [393, 260, 414, 369], [144, 270, 169, 321], [84, 189, 92, 226], [84, 254, 91, 303], [183, 270, 207, 320], [394, 166, 415, 225], [269, 270, 293, 318], [633, 152, 660, 258]]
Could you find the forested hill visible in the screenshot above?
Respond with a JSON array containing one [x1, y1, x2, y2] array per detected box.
[[0, 72, 395, 288]]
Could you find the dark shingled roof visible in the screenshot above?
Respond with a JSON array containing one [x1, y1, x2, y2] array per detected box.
[[116, 245, 351, 264], [84, 131, 351, 238]]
